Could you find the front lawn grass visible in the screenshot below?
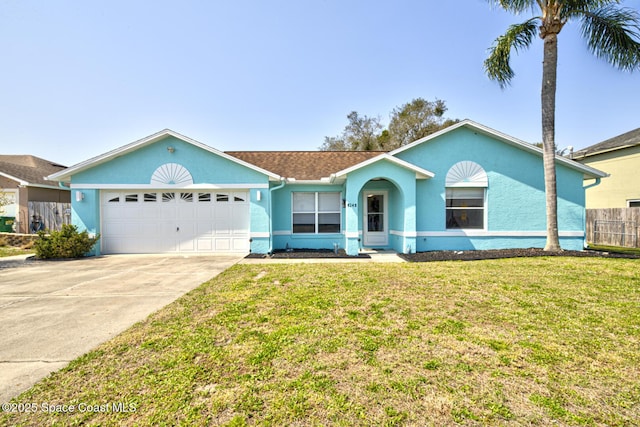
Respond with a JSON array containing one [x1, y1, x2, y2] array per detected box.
[[0, 246, 32, 257], [3, 257, 639, 426], [587, 243, 640, 256]]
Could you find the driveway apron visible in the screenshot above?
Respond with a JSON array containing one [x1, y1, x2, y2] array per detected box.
[[0, 254, 242, 402]]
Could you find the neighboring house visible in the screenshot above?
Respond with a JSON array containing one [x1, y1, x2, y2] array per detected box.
[[0, 155, 71, 234], [47, 120, 606, 256], [572, 127, 640, 208]]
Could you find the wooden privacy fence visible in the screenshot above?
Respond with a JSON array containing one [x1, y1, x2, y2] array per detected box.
[[27, 201, 71, 233], [586, 208, 640, 248]]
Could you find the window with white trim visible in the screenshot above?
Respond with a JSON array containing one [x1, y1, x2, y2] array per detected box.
[[292, 192, 341, 233], [628, 200, 640, 208], [446, 188, 485, 229]]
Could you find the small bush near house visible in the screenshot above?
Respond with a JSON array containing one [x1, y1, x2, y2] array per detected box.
[[33, 224, 100, 259]]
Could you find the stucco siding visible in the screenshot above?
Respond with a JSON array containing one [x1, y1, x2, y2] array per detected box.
[[71, 189, 100, 255], [395, 126, 587, 251], [270, 183, 345, 251], [579, 145, 640, 208], [72, 136, 268, 185], [68, 136, 272, 255]]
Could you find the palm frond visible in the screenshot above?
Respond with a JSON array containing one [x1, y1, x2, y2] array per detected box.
[[563, 0, 620, 17], [486, 0, 538, 14], [580, 5, 640, 71], [484, 19, 539, 88]]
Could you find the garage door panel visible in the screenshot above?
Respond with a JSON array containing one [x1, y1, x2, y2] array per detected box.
[[196, 239, 213, 251], [233, 238, 250, 251], [231, 206, 250, 232], [197, 222, 214, 236], [215, 239, 231, 251], [101, 190, 250, 254]]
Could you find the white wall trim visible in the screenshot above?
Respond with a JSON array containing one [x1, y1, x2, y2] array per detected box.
[[71, 183, 269, 189], [272, 230, 291, 236], [390, 230, 417, 237], [345, 231, 361, 238], [250, 232, 270, 238], [417, 230, 584, 237]]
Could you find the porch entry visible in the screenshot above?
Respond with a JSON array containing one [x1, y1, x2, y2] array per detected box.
[[363, 191, 388, 247]]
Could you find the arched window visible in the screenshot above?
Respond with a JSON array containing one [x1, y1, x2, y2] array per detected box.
[[445, 161, 487, 229]]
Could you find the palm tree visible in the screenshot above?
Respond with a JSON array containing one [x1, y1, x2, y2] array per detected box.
[[484, 0, 640, 251]]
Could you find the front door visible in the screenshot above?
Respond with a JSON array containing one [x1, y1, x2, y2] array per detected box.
[[363, 191, 388, 247]]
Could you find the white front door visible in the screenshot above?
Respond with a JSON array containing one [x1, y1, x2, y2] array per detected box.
[[363, 191, 388, 247]]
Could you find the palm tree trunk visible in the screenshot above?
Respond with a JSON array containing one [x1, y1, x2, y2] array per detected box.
[[542, 32, 561, 251]]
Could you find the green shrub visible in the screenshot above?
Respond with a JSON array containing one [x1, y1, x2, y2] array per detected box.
[[34, 224, 100, 259]]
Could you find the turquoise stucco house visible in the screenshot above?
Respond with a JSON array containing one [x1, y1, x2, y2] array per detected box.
[[48, 120, 606, 256]]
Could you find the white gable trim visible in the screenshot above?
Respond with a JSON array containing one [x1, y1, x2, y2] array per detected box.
[[70, 183, 269, 189], [332, 153, 435, 180], [389, 119, 607, 180], [0, 171, 28, 186], [47, 129, 281, 182]]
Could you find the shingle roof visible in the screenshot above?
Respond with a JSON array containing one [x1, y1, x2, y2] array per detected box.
[[573, 127, 640, 159], [225, 151, 385, 180], [0, 155, 67, 187]]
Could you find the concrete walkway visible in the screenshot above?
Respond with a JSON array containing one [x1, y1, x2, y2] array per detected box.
[[0, 254, 242, 402]]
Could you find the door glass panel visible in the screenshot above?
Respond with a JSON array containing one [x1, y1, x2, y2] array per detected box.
[[144, 193, 157, 202], [367, 195, 384, 232]]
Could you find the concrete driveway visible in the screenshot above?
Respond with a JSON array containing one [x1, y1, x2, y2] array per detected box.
[[0, 253, 243, 402]]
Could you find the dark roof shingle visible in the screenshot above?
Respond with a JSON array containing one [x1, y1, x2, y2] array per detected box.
[[0, 155, 67, 187], [573, 127, 640, 158], [226, 151, 385, 180]]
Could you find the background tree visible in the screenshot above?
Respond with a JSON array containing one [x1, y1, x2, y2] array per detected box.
[[0, 192, 12, 215], [484, 0, 640, 251], [319, 111, 384, 151], [321, 98, 458, 151], [388, 98, 458, 148]]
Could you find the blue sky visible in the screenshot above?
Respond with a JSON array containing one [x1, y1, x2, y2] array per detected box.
[[1, 0, 639, 166]]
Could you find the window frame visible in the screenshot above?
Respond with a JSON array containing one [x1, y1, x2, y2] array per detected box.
[[292, 192, 342, 234], [445, 187, 486, 230], [628, 199, 640, 208]]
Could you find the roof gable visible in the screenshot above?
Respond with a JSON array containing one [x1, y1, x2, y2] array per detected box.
[[48, 129, 281, 182], [389, 119, 607, 179], [0, 155, 67, 188], [333, 153, 435, 180]]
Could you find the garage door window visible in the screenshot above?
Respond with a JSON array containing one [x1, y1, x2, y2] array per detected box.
[[107, 192, 249, 204]]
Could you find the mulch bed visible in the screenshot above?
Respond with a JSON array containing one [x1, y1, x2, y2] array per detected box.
[[246, 249, 371, 259], [245, 247, 639, 261], [401, 247, 640, 261]]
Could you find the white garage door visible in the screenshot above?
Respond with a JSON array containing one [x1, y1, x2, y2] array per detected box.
[[101, 190, 250, 254]]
